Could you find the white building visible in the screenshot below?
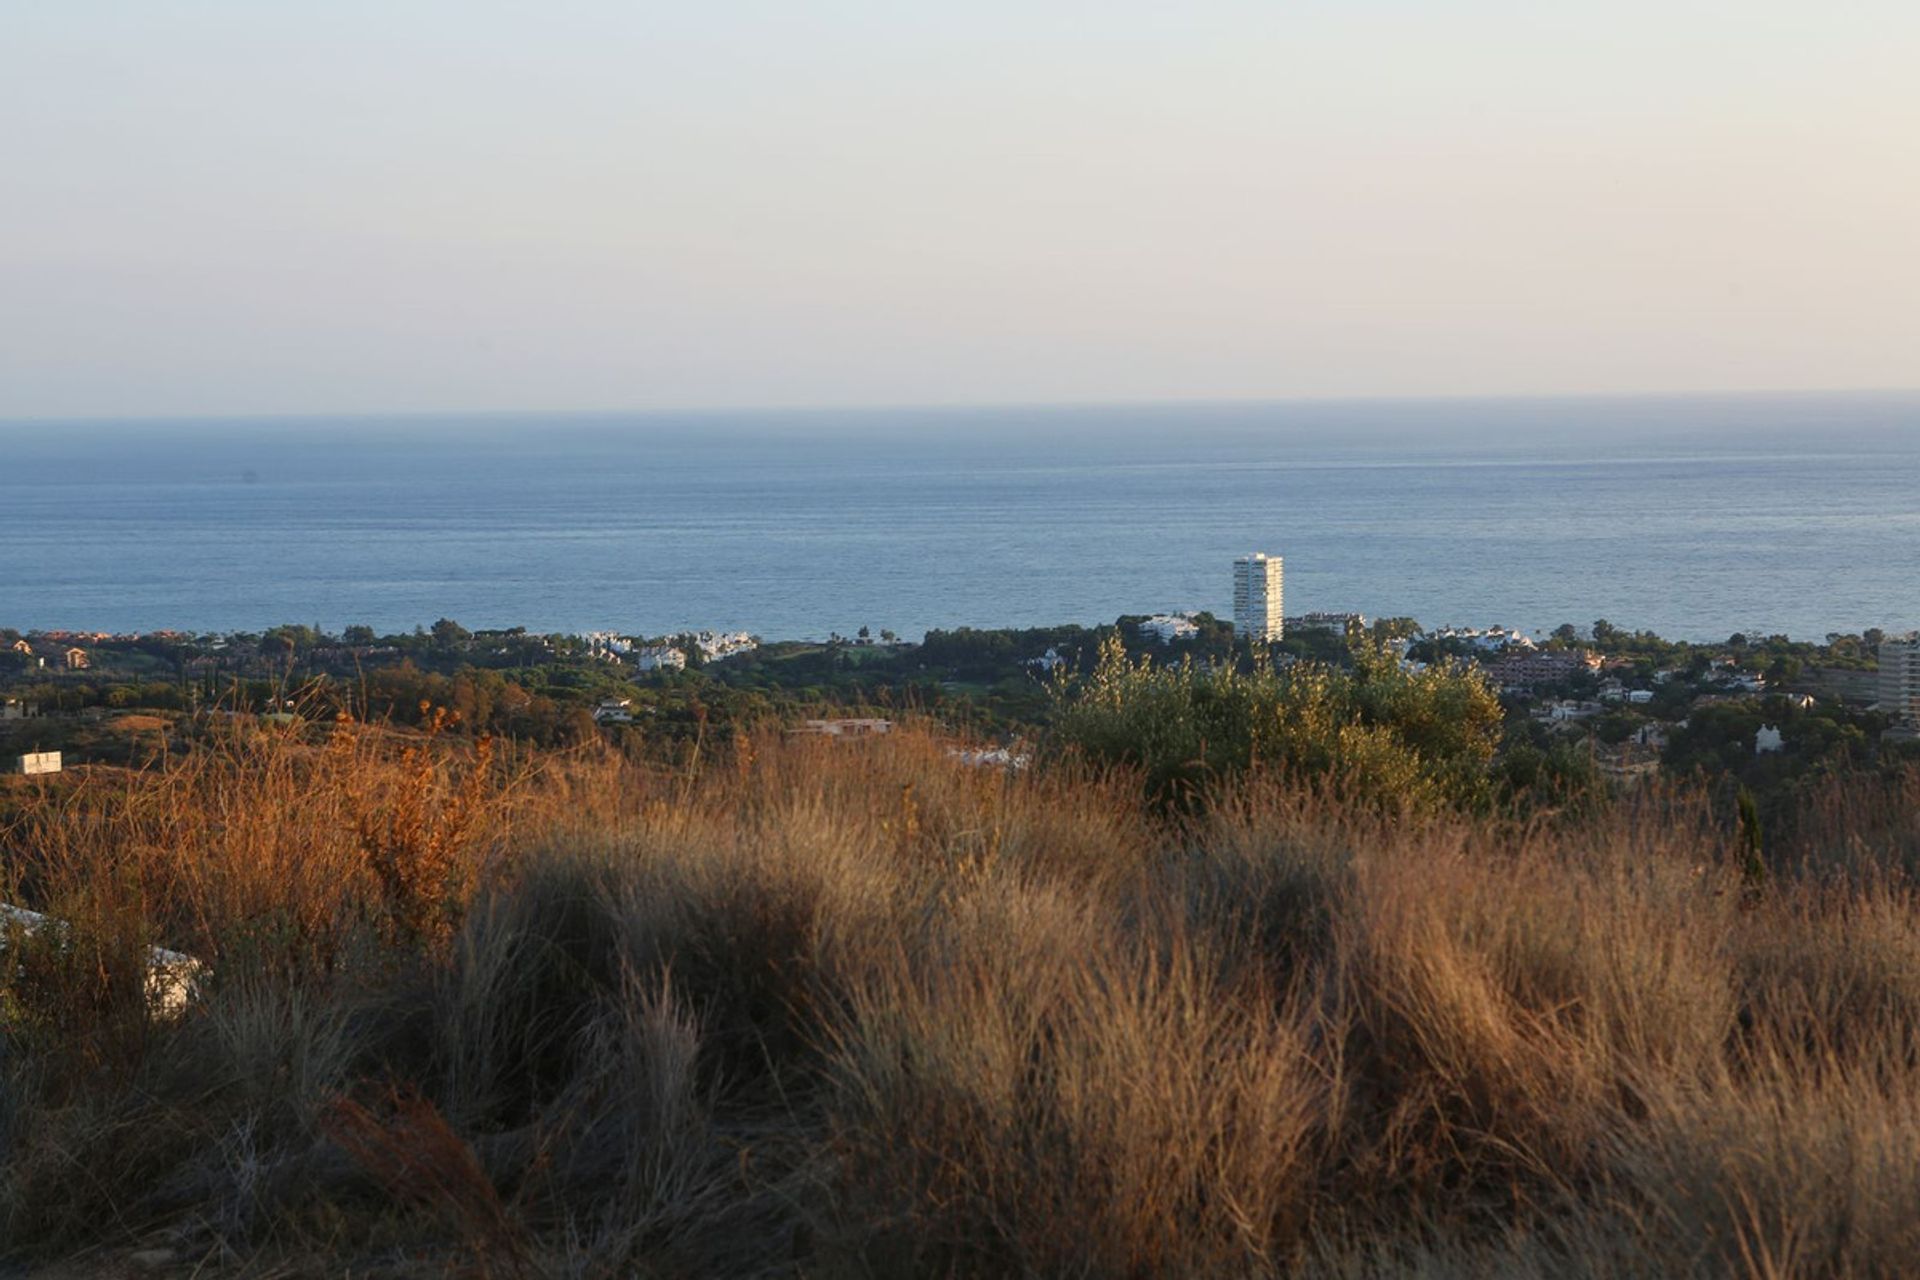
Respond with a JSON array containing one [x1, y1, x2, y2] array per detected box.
[[1027, 647, 1066, 673], [584, 631, 633, 660], [1289, 612, 1367, 637], [1423, 625, 1533, 653], [1232, 553, 1284, 642], [592, 699, 634, 724], [1880, 634, 1920, 723], [793, 718, 892, 737], [689, 630, 757, 662], [1137, 614, 1199, 644], [634, 645, 687, 673]]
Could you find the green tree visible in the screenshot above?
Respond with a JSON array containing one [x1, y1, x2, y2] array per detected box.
[[430, 618, 472, 650]]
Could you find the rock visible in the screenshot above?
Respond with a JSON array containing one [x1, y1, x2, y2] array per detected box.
[[0, 901, 206, 1017]]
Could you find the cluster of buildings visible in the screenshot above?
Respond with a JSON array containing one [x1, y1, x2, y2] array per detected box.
[[583, 632, 633, 661], [586, 629, 759, 675], [1598, 678, 1656, 706], [1136, 614, 1200, 644], [8, 638, 91, 670], [1132, 554, 1290, 646], [1288, 611, 1368, 637], [1484, 649, 1606, 692], [1423, 625, 1534, 652], [689, 630, 757, 661], [634, 644, 686, 673]]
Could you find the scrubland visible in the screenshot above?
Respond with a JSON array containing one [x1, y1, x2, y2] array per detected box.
[[5, 702, 1920, 1277]]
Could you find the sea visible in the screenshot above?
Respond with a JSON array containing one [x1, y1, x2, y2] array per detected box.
[[2, 393, 1917, 643]]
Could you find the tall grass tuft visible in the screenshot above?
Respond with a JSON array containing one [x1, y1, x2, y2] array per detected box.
[[2, 711, 1919, 1275]]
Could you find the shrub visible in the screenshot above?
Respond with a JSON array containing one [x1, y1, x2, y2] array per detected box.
[[1049, 634, 1502, 813]]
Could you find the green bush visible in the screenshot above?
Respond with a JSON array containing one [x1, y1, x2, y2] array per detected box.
[[1049, 635, 1502, 813]]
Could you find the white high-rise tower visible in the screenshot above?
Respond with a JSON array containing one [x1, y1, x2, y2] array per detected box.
[[1233, 553, 1284, 641]]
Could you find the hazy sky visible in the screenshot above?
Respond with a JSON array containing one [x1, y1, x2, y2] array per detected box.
[[4, 2, 1917, 417]]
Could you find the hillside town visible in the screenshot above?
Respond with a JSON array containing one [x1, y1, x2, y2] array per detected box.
[[3, 553, 1916, 800]]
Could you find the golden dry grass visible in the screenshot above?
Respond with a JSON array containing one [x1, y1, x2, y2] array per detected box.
[[2, 718, 1919, 1276]]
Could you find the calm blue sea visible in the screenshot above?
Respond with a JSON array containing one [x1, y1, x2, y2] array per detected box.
[[2, 394, 1916, 643]]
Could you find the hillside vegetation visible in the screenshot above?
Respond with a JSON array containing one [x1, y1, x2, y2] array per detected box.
[[4, 664, 1920, 1276]]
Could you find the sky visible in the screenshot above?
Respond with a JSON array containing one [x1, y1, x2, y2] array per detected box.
[[3, 1, 1917, 418]]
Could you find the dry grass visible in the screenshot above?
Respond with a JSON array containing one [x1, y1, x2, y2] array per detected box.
[[3, 717, 1920, 1276]]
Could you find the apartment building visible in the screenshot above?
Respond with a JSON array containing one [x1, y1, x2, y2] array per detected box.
[[1880, 633, 1920, 723], [1232, 554, 1284, 642]]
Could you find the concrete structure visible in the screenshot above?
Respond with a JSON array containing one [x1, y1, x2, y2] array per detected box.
[[0, 697, 31, 721], [592, 699, 634, 724], [793, 718, 893, 737], [690, 630, 758, 661], [634, 645, 687, 673], [584, 631, 633, 660], [1232, 553, 1284, 642], [1288, 612, 1367, 637], [15, 751, 62, 776], [1423, 625, 1534, 652], [1, 902, 202, 1017], [1755, 725, 1785, 754], [1137, 614, 1199, 644], [1879, 634, 1920, 723], [1599, 680, 1655, 705], [1485, 649, 1604, 691]]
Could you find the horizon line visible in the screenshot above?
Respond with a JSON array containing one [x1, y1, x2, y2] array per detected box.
[[4, 384, 1919, 429]]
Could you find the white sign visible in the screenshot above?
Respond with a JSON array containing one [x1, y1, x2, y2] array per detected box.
[[17, 751, 61, 776]]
